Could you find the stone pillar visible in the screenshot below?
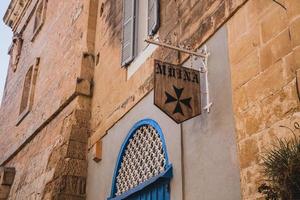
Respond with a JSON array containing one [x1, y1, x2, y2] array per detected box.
[[42, 109, 90, 200]]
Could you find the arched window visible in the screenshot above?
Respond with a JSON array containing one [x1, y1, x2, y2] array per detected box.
[[32, 0, 47, 41], [33, 2, 43, 32], [108, 119, 172, 200], [19, 66, 33, 115]]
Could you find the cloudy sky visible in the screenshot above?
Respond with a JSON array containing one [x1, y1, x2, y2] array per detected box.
[[0, 0, 13, 104]]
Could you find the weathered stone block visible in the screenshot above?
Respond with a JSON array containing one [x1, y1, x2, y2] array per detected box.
[[229, 27, 260, 65], [243, 103, 264, 136], [66, 140, 87, 160], [261, 80, 299, 128], [68, 125, 88, 144], [60, 159, 87, 177], [73, 110, 91, 128], [227, 6, 248, 44], [239, 138, 259, 169], [47, 144, 68, 172], [75, 78, 92, 97], [244, 58, 294, 103], [59, 175, 86, 196], [231, 49, 260, 89], [260, 29, 292, 70], [233, 86, 248, 113], [290, 17, 300, 48], [260, 6, 288, 43], [245, 0, 274, 27], [286, 0, 300, 21], [234, 112, 247, 142], [294, 46, 300, 69]]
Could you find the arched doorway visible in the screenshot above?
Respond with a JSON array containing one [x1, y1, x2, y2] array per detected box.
[[108, 119, 172, 200]]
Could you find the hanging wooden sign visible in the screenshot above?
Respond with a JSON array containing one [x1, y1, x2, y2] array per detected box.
[[154, 60, 201, 123]]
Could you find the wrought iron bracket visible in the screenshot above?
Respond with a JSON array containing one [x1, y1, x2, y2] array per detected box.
[[145, 39, 208, 58], [197, 46, 212, 113]]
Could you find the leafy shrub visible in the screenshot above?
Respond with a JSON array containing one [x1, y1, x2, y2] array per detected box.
[[258, 134, 300, 200]]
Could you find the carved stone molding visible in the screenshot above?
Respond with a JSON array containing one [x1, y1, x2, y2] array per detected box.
[[3, 0, 31, 30]]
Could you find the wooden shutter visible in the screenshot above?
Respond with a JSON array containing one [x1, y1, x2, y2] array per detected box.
[[148, 0, 159, 36], [121, 0, 136, 66]]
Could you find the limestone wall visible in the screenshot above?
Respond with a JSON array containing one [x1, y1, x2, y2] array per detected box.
[[6, 100, 88, 199], [227, 0, 300, 199], [0, 0, 97, 199], [0, 0, 92, 164]]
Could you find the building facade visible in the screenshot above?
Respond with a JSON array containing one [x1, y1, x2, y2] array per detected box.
[[0, 0, 300, 199]]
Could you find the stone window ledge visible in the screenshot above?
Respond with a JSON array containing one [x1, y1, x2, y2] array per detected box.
[[16, 107, 30, 126]]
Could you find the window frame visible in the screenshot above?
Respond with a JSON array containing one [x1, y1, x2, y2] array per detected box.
[[16, 58, 40, 125], [31, 0, 47, 42], [121, 0, 160, 67], [121, 0, 136, 66]]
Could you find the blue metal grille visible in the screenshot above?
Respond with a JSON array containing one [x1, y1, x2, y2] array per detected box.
[[108, 119, 172, 200], [115, 124, 167, 196]]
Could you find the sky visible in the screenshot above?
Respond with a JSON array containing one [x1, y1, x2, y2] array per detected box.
[[0, 0, 12, 103]]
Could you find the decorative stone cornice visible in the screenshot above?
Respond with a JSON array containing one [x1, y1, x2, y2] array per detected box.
[[3, 0, 31, 31]]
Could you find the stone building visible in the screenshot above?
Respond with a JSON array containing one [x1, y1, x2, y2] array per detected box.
[[0, 0, 299, 199]]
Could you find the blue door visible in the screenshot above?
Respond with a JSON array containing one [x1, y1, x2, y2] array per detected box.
[[108, 119, 172, 200], [126, 181, 170, 200]]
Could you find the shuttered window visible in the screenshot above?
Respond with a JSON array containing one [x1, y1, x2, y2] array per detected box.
[[121, 0, 136, 66], [121, 0, 160, 67], [148, 0, 159, 36]]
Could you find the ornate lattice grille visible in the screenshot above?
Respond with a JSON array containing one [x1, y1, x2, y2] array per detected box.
[[115, 125, 167, 196]]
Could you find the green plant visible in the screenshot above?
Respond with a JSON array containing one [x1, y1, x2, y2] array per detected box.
[[258, 133, 300, 200]]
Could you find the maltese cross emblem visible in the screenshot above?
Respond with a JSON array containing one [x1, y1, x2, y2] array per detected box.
[[165, 85, 192, 116], [154, 60, 201, 123]]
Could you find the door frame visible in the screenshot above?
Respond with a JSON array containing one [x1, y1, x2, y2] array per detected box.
[[107, 119, 173, 200]]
